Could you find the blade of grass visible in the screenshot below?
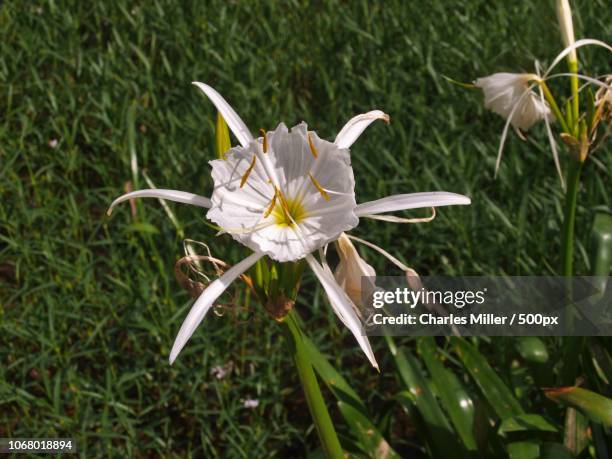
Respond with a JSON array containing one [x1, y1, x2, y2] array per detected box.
[[545, 387, 612, 427], [386, 336, 464, 459], [450, 337, 524, 420], [417, 337, 478, 453]]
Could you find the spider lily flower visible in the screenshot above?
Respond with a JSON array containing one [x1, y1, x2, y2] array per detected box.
[[108, 82, 471, 369], [474, 73, 550, 131]]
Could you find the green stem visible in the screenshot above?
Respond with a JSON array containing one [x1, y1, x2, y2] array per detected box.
[[569, 60, 580, 135], [540, 81, 570, 134], [560, 159, 583, 383], [284, 311, 344, 459], [560, 159, 583, 276]]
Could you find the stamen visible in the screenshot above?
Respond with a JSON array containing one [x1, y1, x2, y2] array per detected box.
[[264, 188, 278, 218], [277, 189, 292, 215], [307, 133, 318, 158], [240, 154, 257, 188], [259, 129, 268, 153], [308, 172, 330, 201]]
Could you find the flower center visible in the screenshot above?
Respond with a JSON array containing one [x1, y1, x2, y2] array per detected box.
[[272, 195, 307, 227]]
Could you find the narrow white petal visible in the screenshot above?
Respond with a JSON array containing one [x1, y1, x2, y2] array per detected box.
[[169, 251, 264, 364], [495, 84, 536, 175], [192, 82, 254, 147], [107, 189, 212, 215], [306, 254, 379, 370], [355, 192, 470, 217], [544, 39, 612, 78], [334, 110, 389, 149], [535, 61, 565, 189], [545, 73, 612, 90], [362, 209, 435, 223]]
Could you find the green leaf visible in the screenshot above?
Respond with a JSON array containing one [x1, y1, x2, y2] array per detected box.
[[499, 414, 558, 434], [586, 88, 596, 133], [337, 401, 399, 459], [386, 336, 463, 458], [300, 331, 400, 458], [124, 222, 160, 234], [545, 387, 612, 427], [417, 337, 478, 452], [515, 337, 549, 363], [590, 212, 612, 276], [540, 443, 575, 459], [215, 112, 231, 159], [450, 337, 524, 420], [507, 441, 540, 459]]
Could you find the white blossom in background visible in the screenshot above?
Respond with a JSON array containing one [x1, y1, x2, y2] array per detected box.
[[243, 399, 259, 409], [474, 73, 550, 131], [108, 83, 471, 370]]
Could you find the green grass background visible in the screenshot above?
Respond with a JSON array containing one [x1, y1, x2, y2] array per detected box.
[[0, 0, 610, 457]]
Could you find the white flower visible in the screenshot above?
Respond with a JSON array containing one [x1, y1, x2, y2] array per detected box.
[[243, 398, 259, 409], [207, 121, 358, 262], [108, 82, 471, 370], [210, 362, 233, 379], [474, 73, 550, 131]]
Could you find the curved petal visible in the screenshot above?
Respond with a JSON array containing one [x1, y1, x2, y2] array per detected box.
[[306, 254, 379, 370], [169, 251, 264, 364], [334, 110, 389, 149], [107, 189, 212, 216], [544, 39, 612, 78], [545, 73, 612, 90], [355, 192, 470, 217], [495, 83, 537, 176], [192, 82, 254, 147]]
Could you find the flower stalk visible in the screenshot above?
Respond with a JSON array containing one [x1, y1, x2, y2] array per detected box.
[[283, 311, 344, 459], [556, 0, 580, 128], [560, 159, 583, 276], [539, 81, 571, 134]]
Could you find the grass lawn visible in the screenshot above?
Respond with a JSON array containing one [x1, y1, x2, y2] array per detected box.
[[1, 1, 610, 457]]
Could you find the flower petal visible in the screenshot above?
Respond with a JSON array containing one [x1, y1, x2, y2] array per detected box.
[[545, 73, 612, 90], [107, 189, 212, 216], [355, 192, 470, 217], [169, 251, 264, 364], [192, 82, 254, 148], [334, 110, 389, 149], [494, 83, 537, 175], [544, 38, 612, 78], [306, 254, 378, 370]]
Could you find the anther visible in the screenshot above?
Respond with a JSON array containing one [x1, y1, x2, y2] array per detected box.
[[307, 133, 318, 158], [264, 188, 278, 218], [259, 129, 268, 153], [308, 172, 330, 201], [240, 155, 257, 188]]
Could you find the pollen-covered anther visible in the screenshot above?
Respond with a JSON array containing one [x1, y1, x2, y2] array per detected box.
[[240, 154, 257, 188], [308, 172, 330, 201], [259, 128, 268, 153], [263, 188, 278, 218], [307, 133, 318, 158]]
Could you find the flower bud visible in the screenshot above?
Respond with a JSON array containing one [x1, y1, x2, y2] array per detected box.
[[556, 0, 577, 62]]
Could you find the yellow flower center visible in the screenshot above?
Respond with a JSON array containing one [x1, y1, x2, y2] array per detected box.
[[272, 196, 307, 227]]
